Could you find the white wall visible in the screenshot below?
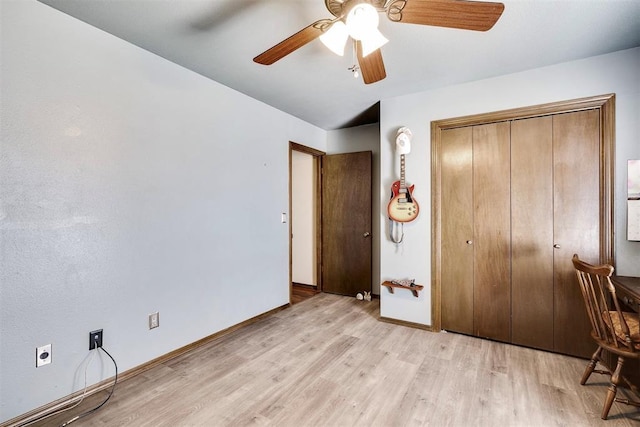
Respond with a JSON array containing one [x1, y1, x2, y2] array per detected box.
[[379, 47, 640, 326], [0, 1, 326, 422], [327, 124, 381, 294]]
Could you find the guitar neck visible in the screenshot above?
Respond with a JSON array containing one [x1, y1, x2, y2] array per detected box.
[[400, 154, 406, 190]]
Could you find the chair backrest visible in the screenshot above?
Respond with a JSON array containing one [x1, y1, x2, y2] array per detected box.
[[572, 254, 636, 352]]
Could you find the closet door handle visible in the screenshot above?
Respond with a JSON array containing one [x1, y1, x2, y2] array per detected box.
[[466, 240, 473, 245], [363, 232, 371, 238], [553, 244, 561, 249]]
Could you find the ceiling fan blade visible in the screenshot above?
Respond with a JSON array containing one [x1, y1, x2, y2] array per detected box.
[[356, 41, 386, 85], [387, 0, 505, 31], [253, 20, 331, 65]]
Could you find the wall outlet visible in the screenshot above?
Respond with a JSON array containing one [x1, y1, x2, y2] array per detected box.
[[36, 344, 52, 367], [149, 312, 159, 329], [89, 329, 103, 350]]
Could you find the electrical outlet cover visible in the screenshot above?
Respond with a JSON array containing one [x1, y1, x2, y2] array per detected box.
[[89, 329, 103, 350], [36, 344, 52, 367]]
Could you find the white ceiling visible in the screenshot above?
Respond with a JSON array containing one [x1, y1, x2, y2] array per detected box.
[[37, 0, 640, 130]]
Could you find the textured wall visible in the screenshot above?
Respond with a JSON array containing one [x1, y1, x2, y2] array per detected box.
[[0, 1, 326, 421]]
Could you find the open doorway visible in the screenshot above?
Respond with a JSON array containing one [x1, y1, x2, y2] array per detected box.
[[289, 142, 324, 304]]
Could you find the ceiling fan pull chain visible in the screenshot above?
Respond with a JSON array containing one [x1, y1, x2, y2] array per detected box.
[[348, 39, 360, 78]]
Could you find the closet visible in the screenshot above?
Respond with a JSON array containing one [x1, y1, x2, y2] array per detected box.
[[432, 95, 614, 359]]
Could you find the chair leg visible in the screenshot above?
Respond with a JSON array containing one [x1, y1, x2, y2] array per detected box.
[[581, 346, 603, 385], [601, 356, 625, 420]]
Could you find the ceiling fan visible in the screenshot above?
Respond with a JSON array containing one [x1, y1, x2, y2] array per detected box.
[[253, 0, 505, 84]]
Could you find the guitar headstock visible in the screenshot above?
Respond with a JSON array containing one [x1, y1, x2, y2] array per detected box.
[[396, 127, 412, 155]]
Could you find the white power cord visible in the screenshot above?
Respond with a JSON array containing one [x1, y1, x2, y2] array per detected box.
[[19, 349, 97, 426]]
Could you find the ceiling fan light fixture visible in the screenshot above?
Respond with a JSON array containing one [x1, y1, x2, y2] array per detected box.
[[319, 21, 349, 56], [345, 3, 379, 41], [360, 28, 388, 57]]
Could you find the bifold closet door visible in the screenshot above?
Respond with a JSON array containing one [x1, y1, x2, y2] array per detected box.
[[511, 116, 554, 350], [438, 100, 609, 359], [553, 109, 600, 358], [440, 127, 474, 335], [473, 122, 511, 342]]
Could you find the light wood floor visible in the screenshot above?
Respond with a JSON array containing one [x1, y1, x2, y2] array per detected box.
[[29, 293, 640, 426]]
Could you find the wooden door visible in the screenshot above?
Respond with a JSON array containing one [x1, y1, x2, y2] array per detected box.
[[473, 122, 511, 342], [511, 116, 555, 350], [553, 109, 600, 358], [321, 152, 372, 296], [440, 127, 474, 335]]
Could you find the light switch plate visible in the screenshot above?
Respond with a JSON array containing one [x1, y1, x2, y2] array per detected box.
[[149, 312, 159, 329]]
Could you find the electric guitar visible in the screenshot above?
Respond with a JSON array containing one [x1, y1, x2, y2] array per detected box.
[[387, 153, 419, 222]]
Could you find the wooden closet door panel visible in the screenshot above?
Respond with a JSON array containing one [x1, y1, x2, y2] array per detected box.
[[473, 122, 511, 341], [441, 127, 474, 334], [511, 116, 554, 350], [553, 109, 600, 358]]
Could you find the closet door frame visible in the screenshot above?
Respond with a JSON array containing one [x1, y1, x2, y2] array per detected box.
[[431, 94, 615, 332]]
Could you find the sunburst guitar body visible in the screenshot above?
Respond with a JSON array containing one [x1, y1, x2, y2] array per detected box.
[[387, 154, 419, 222], [388, 181, 419, 222]]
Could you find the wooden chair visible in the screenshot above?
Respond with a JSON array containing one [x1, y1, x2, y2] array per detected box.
[[572, 254, 640, 419]]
